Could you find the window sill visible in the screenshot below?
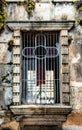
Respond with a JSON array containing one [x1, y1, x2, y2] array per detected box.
[[10, 104, 72, 126], [10, 104, 72, 115]]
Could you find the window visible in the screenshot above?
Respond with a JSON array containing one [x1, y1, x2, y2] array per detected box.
[[21, 31, 60, 104]]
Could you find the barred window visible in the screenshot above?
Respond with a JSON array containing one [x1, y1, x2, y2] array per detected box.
[[21, 31, 60, 104]]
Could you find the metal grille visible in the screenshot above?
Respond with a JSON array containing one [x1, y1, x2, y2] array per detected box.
[[21, 31, 60, 104]]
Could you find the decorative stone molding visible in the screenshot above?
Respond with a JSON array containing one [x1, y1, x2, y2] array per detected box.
[[10, 105, 72, 128], [6, 21, 75, 31], [12, 30, 21, 105], [10, 21, 74, 106], [60, 30, 70, 105], [10, 104, 71, 114]]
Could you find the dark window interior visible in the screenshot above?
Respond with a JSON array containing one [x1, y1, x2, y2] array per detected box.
[[21, 31, 60, 104], [23, 125, 59, 130]]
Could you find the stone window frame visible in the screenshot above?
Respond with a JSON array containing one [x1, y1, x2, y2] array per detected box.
[[6, 21, 74, 108], [12, 29, 68, 106]]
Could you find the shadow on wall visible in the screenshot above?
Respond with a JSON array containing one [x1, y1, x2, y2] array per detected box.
[[1, 128, 12, 130], [1, 124, 82, 130], [19, 125, 63, 130]]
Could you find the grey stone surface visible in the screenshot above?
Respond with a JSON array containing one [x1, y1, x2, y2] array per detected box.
[[0, 64, 12, 106], [4, 87, 12, 106], [63, 125, 82, 130], [0, 88, 5, 110]]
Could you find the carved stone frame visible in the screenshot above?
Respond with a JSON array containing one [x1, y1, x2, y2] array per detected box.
[[7, 20, 74, 127]]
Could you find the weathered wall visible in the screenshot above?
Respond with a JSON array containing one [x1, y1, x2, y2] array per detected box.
[[7, 1, 75, 21], [70, 43, 82, 110], [0, 0, 82, 130], [0, 28, 14, 128], [62, 3, 82, 129]]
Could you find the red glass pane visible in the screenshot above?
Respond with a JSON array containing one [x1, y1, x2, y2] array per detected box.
[[37, 60, 45, 86]]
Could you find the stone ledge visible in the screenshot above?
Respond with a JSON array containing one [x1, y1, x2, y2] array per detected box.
[[6, 21, 75, 31], [10, 104, 72, 115]]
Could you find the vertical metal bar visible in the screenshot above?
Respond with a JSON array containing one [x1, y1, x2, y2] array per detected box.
[[50, 32, 52, 104], [53, 32, 55, 104], [56, 33, 58, 103], [35, 34, 37, 104], [46, 32, 49, 104], [24, 33, 26, 102], [45, 33, 46, 104], [31, 34, 35, 102], [30, 33, 32, 102], [59, 33, 62, 104], [48, 32, 50, 104], [26, 33, 28, 103], [23, 32, 26, 103], [45, 33, 46, 101], [58, 32, 60, 103], [56, 32, 60, 103], [41, 34, 43, 104], [35, 33, 36, 104], [40, 34, 41, 104]]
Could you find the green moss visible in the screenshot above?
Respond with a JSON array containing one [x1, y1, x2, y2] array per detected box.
[[73, 0, 80, 3], [25, 0, 35, 14], [0, 0, 7, 31], [17, 0, 35, 15], [8, 38, 14, 46], [68, 36, 73, 44], [68, 36, 73, 41], [78, 6, 82, 11], [77, 18, 81, 22], [77, 18, 82, 25], [0, 23, 4, 30]]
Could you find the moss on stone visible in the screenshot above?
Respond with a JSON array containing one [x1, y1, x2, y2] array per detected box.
[[25, 0, 35, 14], [0, 0, 7, 31]]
